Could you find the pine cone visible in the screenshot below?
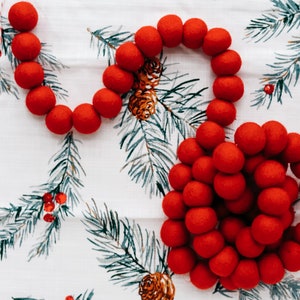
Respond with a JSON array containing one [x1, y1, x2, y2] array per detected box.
[[138, 272, 175, 300], [128, 89, 157, 120]]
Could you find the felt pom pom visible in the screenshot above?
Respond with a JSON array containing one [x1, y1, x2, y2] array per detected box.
[[193, 229, 225, 258], [102, 64, 134, 94], [211, 50, 242, 76], [258, 253, 285, 285], [281, 132, 300, 163], [212, 75, 244, 102], [281, 175, 299, 203], [243, 154, 265, 174], [219, 216, 246, 244], [235, 227, 265, 258], [157, 14, 183, 47], [167, 246, 196, 274], [8, 1, 38, 32], [135, 26, 163, 57], [160, 219, 189, 247], [72, 103, 101, 134], [290, 161, 300, 178], [162, 190, 187, 219], [234, 122, 266, 155], [225, 187, 254, 214], [253, 159, 286, 189], [11, 32, 41, 61], [177, 137, 205, 165], [92, 88, 122, 118], [213, 172, 246, 201], [219, 277, 238, 291], [190, 262, 218, 290], [192, 156, 217, 184], [45, 105, 73, 135], [212, 142, 245, 174], [14, 61, 44, 89], [279, 240, 300, 272], [251, 214, 284, 245], [195, 121, 225, 150], [185, 207, 217, 234], [262, 120, 288, 157], [208, 245, 239, 277], [115, 41, 144, 72], [182, 18, 208, 49], [26, 86, 56, 115], [206, 98, 236, 126], [183, 181, 213, 207], [231, 259, 260, 290], [168, 163, 192, 191], [202, 27, 232, 56]]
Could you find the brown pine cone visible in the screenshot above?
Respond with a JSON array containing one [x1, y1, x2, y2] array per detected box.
[[138, 272, 175, 300]]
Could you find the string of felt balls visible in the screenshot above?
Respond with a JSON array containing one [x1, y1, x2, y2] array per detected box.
[[7, 1, 243, 135]]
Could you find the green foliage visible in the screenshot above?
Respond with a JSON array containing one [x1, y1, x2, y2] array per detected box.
[[83, 200, 170, 288], [245, 0, 300, 42], [0, 132, 85, 260], [88, 26, 133, 65]]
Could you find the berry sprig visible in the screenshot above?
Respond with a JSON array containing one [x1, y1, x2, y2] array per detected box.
[[42, 191, 67, 223]]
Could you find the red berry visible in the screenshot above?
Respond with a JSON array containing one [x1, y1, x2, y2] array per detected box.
[[43, 213, 55, 223], [44, 201, 55, 212], [42, 192, 53, 203], [55, 192, 67, 204], [264, 84, 274, 95], [65, 296, 74, 300]]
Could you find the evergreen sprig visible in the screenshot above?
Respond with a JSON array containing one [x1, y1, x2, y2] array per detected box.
[[0, 132, 85, 260], [0, 68, 19, 98], [88, 26, 133, 65], [245, 0, 300, 42], [83, 200, 170, 288], [251, 37, 300, 107]]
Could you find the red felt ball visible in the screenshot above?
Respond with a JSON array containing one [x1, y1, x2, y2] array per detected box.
[[211, 50, 242, 76], [257, 187, 290, 216], [253, 159, 286, 189], [258, 253, 285, 285], [206, 98, 236, 126], [279, 207, 295, 230], [177, 137, 205, 165], [193, 229, 225, 258], [162, 190, 187, 219], [11, 32, 41, 61], [185, 207, 217, 234], [157, 14, 183, 48], [281, 132, 300, 163], [72, 103, 101, 134], [202, 27, 232, 56], [45, 105, 73, 135], [208, 246, 239, 277], [291, 161, 300, 179], [183, 181, 213, 207], [235, 227, 265, 258], [243, 153, 265, 174], [231, 259, 260, 290], [234, 122, 266, 155], [225, 187, 255, 214], [251, 214, 284, 245], [182, 18, 208, 49], [192, 156, 217, 184], [213, 172, 246, 201], [8, 1, 38, 32], [26, 86, 56, 115], [212, 142, 245, 174], [195, 121, 225, 150], [279, 240, 300, 272], [92, 88, 122, 118], [102, 64, 134, 94], [219, 277, 238, 291], [134, 26, 163, 57], [213, 75, 244, 102], [115, 41, 144, 72], [219, 216, 246, 244], [160, 219, 189, 247], [14, 61, 44, 89], [167, 246, 196, 274], [281, 175, 299, 203], [190, 262, 218, 290], [262, 120, 288, 157], [168, 163, 192, 191]]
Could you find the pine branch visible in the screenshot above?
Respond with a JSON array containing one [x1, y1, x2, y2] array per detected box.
[[75, 290, 95, 300], [43, 71, 68, 101], [238, 285, 264, 300], [88, 26, 133, 64], [83, 200, 170, 288], [213, 281, 235, 298], [0, 68, 19, 98], [251, 37, 300, 108], [245, 0, 300, 42]]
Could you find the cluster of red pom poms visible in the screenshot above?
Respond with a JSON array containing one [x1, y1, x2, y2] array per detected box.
[[8, 2, 244, 134], [161, 119, 300, 290]]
